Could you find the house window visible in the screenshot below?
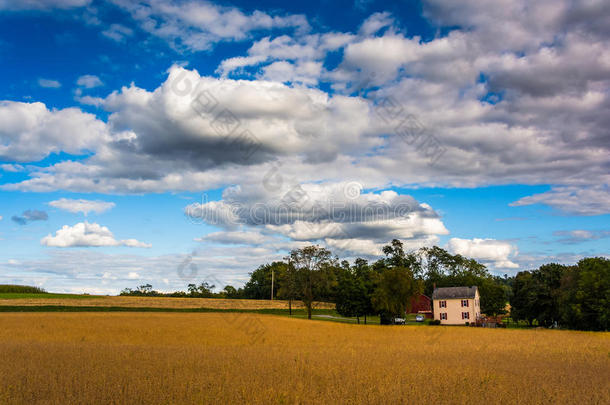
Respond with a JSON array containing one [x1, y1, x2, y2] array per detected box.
[[462, 312, 470, 320], [461, 299, 469, 307], [439, 300, 447, 308], [440, 313, 447, 320]]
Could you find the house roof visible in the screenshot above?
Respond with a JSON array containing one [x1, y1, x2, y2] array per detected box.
[[432, 286, 478, 300]]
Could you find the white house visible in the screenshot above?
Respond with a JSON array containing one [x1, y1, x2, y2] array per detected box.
[[432, 286, 481, 325]]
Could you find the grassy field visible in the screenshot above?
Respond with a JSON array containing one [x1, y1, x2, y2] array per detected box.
[[0, 295, 335, 310], [0, 292, 93, 299], [0, 313, 608, 404]]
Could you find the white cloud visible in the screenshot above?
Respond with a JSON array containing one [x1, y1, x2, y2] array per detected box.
[[41, 222, 151, 248], [510, 186, 610, 216], [110, 0, 309, 52], [186, 182, 448, 257], [0, 246, 287, 293], [127, 272, 140, 279], [0, 164, 24, 172], [553, 229, 610, 244], [448, 238, 519, 269], [1, 3, 609, 208], [260, 60, 323, 85], [196, 230, 269, 245], [359, 11, 395, 36], [101, 24, 133, 42], [0, 101, 108, 162], [217, 33, 353, 78], [48, 198, 115, 215], [38, 78, 61, 88], [76, 75, 103, 88]]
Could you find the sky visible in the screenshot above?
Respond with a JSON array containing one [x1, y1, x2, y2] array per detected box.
[[0, 0, 608, 294]]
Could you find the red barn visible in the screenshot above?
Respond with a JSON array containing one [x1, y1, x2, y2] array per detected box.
[[408, 294, 433, 318]]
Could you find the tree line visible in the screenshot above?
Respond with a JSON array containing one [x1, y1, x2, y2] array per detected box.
[[120, 240, 608, 331], [239, 241, 512, 322], [511, 258, 609, 331]]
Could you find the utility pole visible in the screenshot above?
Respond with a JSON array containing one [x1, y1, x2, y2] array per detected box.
[[271, 268, 274, 300]]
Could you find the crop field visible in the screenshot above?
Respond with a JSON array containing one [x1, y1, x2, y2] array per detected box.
[[0, 295, 334, 310], [0, 313, 608, 404]]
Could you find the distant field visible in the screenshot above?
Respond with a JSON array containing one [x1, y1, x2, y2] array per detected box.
[[0, 293, 92, 299], [0, 295, 335, 310], [0, 313, 608, 404]]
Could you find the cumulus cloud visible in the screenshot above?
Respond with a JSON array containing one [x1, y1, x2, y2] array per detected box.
[[510, 186, 610, 216], [11, 209, 48, 225], [0, 101, 108, 162], [38, 78, 61, 88], [2, 65, 380, 193], [48, 198, 115, 215], [448, 238, 519, 269], [76, 74, 103, 88], [186, 182, 448, 257], [2, 1, 609, 217], [41, 222, 151, 248]]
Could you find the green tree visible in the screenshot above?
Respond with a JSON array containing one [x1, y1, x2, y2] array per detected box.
[[533, 263, 567, 326], [222, 285, 240, 299], [511, 271, 538, 325], [335, 265, 368, 323], [352, 258, 377, 324], [277, 261, 298, 315], [480, 277, 509, 316], [559, 258, 609, 331], [242, 262, 287, 299], [372, 267, 421, 323], [373, 240, 422, 323], [287, 245, 337, 319], [383, 239, 419, 271]]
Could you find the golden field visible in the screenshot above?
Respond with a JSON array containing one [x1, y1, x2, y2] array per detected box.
[[0, 313, 608, 405], [0, 296, 334, 310]]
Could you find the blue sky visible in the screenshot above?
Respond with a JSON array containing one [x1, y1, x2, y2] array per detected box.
[[0, 0, 608, 293]]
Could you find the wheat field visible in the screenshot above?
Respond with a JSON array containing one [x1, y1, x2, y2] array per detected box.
[[0, 313, 608, 404]]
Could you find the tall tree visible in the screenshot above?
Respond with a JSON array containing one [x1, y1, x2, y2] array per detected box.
[[242, 262, 287, 299], [372, 266, 421, 322], [511, 271, 538, 325], [373, 240, 422, 323], [533, 263, 567, 326], [277, 261, 298, 315], [352, 258, 377, 324], [287, 245, 337, 319], [335, 264, 369, 323], [559, 258, 609, 331]]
